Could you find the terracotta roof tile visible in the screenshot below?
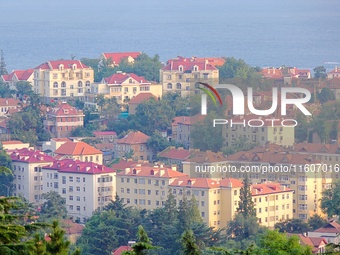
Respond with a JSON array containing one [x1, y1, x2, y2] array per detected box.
[[54, 141, 102, 156], [185, 150, 227, 163], [102, 52, 141, 65], [118, 165, 186, 178], [9, 148, 55, 163], [0, 98, 21, 107], [129, 93, 157, 104], [251, 183, 292, 196], [158, 147, 191, 160], [112, 246, 133, 255], [116, 131, 150, 145], [163, 56, 217, 71], [314, 221, 340, 233], [104, 73, 149, 85], [35, 60, 88, 70], [170, 176, 221, 189], [47, 102, 83, 117]]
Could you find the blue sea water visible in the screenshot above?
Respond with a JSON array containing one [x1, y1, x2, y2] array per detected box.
[[0, 0, 339, 71]]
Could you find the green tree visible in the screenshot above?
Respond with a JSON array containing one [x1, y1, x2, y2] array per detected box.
[[39, 191, 67, 222], [191, 111, 224, 152], [308, 214, 327, 231], [274, 218, 310, 233], [321, 180, 340, 218], [123, 225, 158, 255], [0, 80, 14, 98], [96, 94, 106, 112], [227, 213, 260, 241], [257, 230, 313, 255], [189, 195, 203, 225], [146, 133, 170, 155], [32, 234, 47, 255], [46, 221, 71, 255], [0, 49, 8, 75], [237, 175, 255, 218], [218, 57, 261, 81], [180, 230, 202, 255], [313, 66, 327, 79], [0, 147, 13, 197], [164, 191, 178, 222], [318, 87, 336, 103], [15, 81, 33, 100]]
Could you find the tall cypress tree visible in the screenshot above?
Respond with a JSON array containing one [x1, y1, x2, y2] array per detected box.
[[189, 195, 203, 224], [164, 190, 178, 222], [46, 221, 70, 255], [0, 50, 8, 75], [237, 174, 256, 218]]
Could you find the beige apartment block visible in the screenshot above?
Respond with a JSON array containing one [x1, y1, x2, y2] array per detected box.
[[227, 145, 324, 220], [160, 56, 219, 97], [222, 115, 295, 148], [33, 60, 94, 102]]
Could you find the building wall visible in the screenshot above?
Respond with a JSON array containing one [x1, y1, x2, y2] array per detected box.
[[115, 143, 152, 161]]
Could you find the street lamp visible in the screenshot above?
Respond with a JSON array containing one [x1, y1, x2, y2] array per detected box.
[[1, 184, 10, 197]]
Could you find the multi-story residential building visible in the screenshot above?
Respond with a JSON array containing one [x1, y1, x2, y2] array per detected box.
[[100, 72, 162, 104], [160, 56, 219, 97], [173, 114, 205, 149], [9, 148, 55, 205], [114, 131, 152, 161], [54, 141, 103, 164], [100, 52, 141, 67], [1, 140, 30, 150], [327, 66, 340, 79], [227, 145, 324, 220], [43, 102, 84, 138], [83, 82, 109, 109], [42, 159, 116, 223], [116, 164, 187, 210], [33, 60, 94, 102], [0, 98, 21, 117], [93, 131, 117, 143], [222, 115, 295, 148], [1, 69, 34, 92], [182, 150, 229, 179]]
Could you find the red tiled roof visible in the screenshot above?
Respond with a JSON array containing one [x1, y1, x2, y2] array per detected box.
[[185, 150, 227, 163], [111, 159, 152, 171], [251, 183, 292, 196], [170, 176, 221, 189], [298, 234, 327, 253], [112, 246, 133, 255], [47, 102, 83, 117], [1, 74, 10, 82], [12, 69, 34, 81], [328, 68, 340, 74], [118, 165, 186, 178], [163, 57, 217, 71], [102, 52, 141, 65], [54, 141, 102, 156], [94, 143, 115, 150], [34, 60, 88, 70], [104, 73, 149, 85], [93, 131, 117, 137], [9, 148, 55, 163], [158, 147, 191, 160], [0, 98, 21, 107], [314, 221, 340, 233], [167, 56, 225, 67], [61, 219, 84, 235], [175, 114, 205, 125], [116, 131, 150, 145], [44, 158, 115, 175], [293, 143, 340, 154], [129, 93, 157, 104], [261, 68, 284, 79], [219, 178, 243, 188]]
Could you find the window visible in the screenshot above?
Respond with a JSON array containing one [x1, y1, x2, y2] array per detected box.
[[61, 81, 66, 88], [76, 186, 80, 192], [167, 83, 172, 89], [53, 82, 58, 88], [69, 177, 73, 182], [62, 176, 66, 184], [62, 188, 66, 194], [69, 205, 73, 210], [76, 206, 80, 211], [76, 177, 80, 182], [69, 196, 73, 201], [176, 83, 182, 90], [76, 196, 80, 201], [78, 81, 83, 87]]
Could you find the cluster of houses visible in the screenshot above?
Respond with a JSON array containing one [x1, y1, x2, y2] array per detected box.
[[1, 52, 340, 254]]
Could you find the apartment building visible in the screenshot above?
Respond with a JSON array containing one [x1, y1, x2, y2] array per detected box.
[[116, 164, 186, 210], [222, 115, 295, 148], [182, 150, 229, 179], [173, 115, 205, 149], [33, 60, 94, 102], [114, 131, 152, 161], [9, 148, 55, 205], [100, 72, 162, 104], [158, 146, 191, 172], [42, 159, 116, 223], [44, 102, 84, 138], [327, 67, 340, 79], [160, 56, 219, 97], [227, 145, 324, 220], [54, 141, 103, 164]]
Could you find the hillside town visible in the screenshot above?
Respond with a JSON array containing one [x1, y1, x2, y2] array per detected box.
[[1, 50, 340, 254]]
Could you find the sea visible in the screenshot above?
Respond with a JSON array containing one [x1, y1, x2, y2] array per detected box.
[[0, 0, 340, 71]]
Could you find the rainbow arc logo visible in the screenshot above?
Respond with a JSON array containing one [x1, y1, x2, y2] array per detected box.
[[197, 82, 222, 115]]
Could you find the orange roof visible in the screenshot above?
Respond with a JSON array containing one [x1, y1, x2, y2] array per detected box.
[[111, 159, 152, 171], [219, 178, 243, 188], [118, 165, 186, 178], [251, 183, 292, 196], [175, 114, 205, 125], [158, 147, 191, 160], [129, 93, 157, 104], [0, 98, 21, 107], [167, 56, 225, 67], [314, 221, 340, 233], [35, 60, 88, 70], [112, 246, 133, 255], [116, 131, 150, 145], [1, 140, 24, 145], [185, 150, 227, 163], [61, 219, 84, 235], [298, 234, 327, 253], [54, 141, 102, 156], [104, 72, 149, 85], [102, 52, 141, 65], [170, 176, 221, 189]]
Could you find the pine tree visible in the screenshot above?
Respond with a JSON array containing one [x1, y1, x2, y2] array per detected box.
[[181, 230, 202, 255], [164, 190, 178, 222], [189, 195, 203, 224], [46, 221, 70, 255], [123, 225, 158, 255], [237, 175, 256, 218], [178, 194, 190, 230], [0, 50, 8, 75]]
